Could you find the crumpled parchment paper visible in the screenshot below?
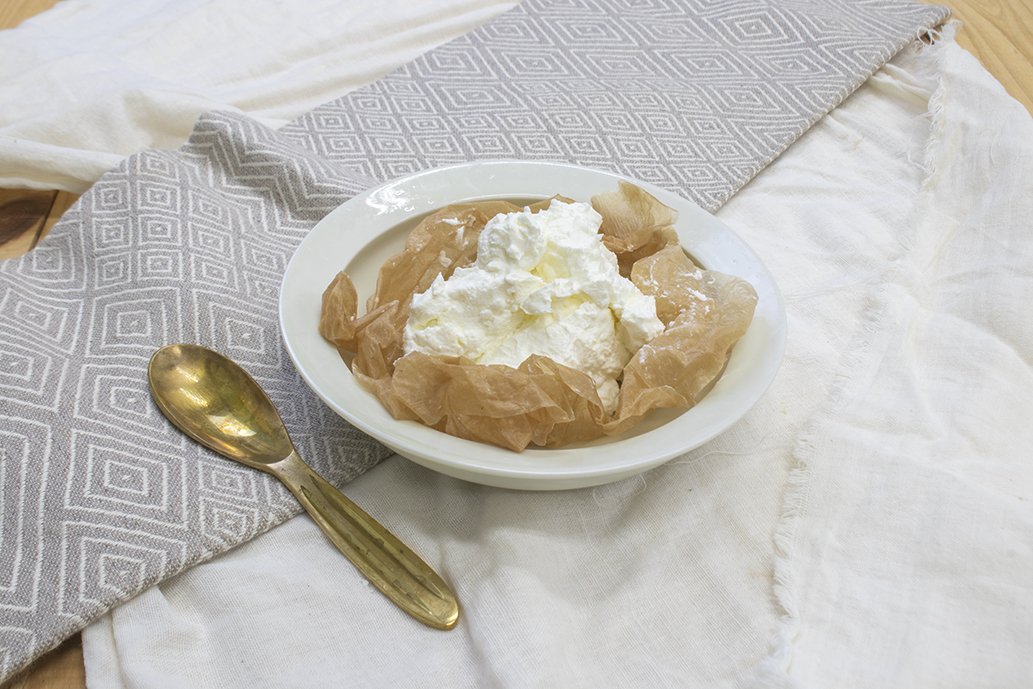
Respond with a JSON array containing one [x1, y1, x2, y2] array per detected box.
[[320, 183, 757, 451]]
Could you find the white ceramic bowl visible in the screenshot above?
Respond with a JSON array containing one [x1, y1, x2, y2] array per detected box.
[[280, 161, 786, 490]]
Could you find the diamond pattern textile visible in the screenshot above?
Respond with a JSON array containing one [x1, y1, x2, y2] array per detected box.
[[0, 0, 949, 680]]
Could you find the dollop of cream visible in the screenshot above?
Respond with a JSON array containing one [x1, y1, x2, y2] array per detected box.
[[403, 200, 665, 411]]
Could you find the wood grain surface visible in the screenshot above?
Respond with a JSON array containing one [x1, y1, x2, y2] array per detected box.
[[1, 0, 1031, 686]]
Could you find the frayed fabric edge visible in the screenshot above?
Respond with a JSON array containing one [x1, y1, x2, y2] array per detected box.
[[748, 25, 958, 688], [919, 20, 960, 193]]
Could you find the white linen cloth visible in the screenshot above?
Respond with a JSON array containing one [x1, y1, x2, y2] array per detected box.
[[3, 1, 1031, 686]]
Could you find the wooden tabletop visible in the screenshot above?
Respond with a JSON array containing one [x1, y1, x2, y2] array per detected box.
[[1, 0, 1031, 686]]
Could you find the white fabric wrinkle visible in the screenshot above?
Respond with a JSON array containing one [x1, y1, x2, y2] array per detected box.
[[669, 433, 776, 466], [80, 615, 128, 689], [754, 37, 948, 686]]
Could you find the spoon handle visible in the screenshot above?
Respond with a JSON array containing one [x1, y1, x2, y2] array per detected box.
[[271, 451, 459, 630]]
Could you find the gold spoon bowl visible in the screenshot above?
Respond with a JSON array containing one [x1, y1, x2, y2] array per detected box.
[[148, 343, 459, 630]]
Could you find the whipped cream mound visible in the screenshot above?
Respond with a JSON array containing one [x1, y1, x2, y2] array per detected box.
[[402, 199, 665, 411]]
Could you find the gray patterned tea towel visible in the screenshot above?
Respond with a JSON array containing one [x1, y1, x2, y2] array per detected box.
[[0, 0, 948, 680], [282, 0, 951, 211]]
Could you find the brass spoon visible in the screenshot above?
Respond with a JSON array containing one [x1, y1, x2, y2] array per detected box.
[[147, 343, 459, 630]]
